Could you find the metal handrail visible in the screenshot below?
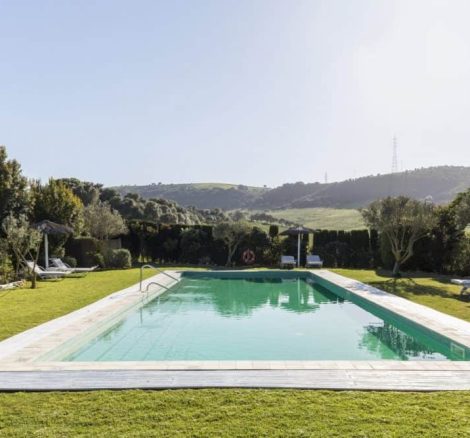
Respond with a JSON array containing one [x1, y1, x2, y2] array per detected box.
[[139, 264, 179, 292], [144, 281, 170, 292]]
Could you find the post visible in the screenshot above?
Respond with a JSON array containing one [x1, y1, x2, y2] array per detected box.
[[44, 234, 49, 268], [297, 233, 300, 268]]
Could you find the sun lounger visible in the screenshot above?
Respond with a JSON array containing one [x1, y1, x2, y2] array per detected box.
[[306, 255, 323, 268], [0, 281, 24, 290], [24, 261, 68, 279], [451, 279, 470, 296], [49, 258, 98, 273], [280, 255, 296, 269]]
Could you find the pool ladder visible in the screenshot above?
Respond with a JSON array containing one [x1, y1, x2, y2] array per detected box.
[[139, 264, 179, 292]]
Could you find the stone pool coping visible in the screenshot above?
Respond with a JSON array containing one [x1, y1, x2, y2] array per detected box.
[[315, 270, 470, 351], [1, 269, 470, 391]]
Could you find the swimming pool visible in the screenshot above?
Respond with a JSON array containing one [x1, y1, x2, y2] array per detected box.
[[63, 271, 468, 362]]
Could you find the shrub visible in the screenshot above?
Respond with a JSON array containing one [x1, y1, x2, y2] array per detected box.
[[268, 225, 279, 239], [108, 249, 132, 269], [90, 252, 106, 268], [0, 242, 14, 284], [62, 256, 77, 268], [66, 237, 100, 267], [446, 236, 470, 276]]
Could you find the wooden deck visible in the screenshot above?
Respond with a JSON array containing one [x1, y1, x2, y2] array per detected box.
[[2, 369, 470, 391]]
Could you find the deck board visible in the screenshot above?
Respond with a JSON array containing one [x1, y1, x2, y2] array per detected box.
[[1, 369, 470, 391]]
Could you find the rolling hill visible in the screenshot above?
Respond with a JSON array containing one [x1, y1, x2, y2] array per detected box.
[[115, 183, 267, 210], [114, 166, 470, 210]]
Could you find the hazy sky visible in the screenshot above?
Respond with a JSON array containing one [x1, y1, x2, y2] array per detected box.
[[1, 0, 470, 187]]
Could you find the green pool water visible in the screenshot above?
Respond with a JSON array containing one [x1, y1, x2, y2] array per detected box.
[[65, 272, 467, 361]]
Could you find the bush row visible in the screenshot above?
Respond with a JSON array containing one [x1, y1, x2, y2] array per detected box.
[[64, 221, 470, 274]]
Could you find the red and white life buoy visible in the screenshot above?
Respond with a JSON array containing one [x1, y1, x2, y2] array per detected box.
[[242, 249, 255, 265]]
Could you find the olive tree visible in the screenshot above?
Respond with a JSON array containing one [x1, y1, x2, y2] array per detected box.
[[213, 222, 252, 266], [83, 202, 128, 241], [2, 214, 42, 288], [361, 196, 437, 277]]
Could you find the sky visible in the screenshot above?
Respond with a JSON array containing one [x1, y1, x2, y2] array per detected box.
[[1, 0, 470, 188]]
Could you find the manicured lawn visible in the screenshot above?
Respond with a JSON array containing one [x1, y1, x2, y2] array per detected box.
[[333, 269, 470, 323], [0, 389, 469, 437], [0, 268, 154, 341], [1, 268, 470, 437]]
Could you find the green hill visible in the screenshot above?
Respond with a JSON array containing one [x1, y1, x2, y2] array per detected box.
[[115, 183, 267, 210], [256, 208, 365, 231], [113, 166, 470, 210]]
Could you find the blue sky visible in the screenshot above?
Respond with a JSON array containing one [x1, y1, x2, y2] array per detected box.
[[1, 0, 470, 187]]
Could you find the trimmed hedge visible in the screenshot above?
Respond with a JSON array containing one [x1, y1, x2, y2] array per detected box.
[[312, 229, 379, 268]]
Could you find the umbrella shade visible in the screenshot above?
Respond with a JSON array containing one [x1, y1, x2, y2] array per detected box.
[[33, 220, 73, 268], [279, 226, 314, 268], [279, 226, 314, 236], [34, 220, 73, 235]]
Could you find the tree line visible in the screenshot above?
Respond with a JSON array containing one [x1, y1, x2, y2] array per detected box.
[[1, 145, 470, 285]]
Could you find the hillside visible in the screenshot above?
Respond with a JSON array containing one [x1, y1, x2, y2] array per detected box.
[[257, 208, 365, 231], [115, 183, 267, 210], [114, 166, 470, 210]]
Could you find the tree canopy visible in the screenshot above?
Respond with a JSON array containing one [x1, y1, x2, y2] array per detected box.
[[83, 202, 128, 240], [31, 179, 84, 232], [0, 146, 29, 222], [361, 197, 437, 276], [213, 221, 252, 266]]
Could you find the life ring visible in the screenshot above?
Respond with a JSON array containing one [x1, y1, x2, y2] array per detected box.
[[242, 249, 255, 265]]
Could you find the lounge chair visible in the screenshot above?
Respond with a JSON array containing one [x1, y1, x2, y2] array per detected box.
[[24, 261, 69, 280], [280, 255, 296, 269], [451, 279, 470, 296], [49, 258, 98, 273], [306, 255, 323, 268]]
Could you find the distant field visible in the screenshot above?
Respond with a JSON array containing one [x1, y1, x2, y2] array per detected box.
[[190, 182, 266, 192], [250, 208, 365, 230]]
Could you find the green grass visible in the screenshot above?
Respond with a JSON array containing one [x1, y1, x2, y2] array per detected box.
[[0, 389, 469, 437], [0, 269, 154, 341], [191, 182, 266, 192], [250, 207, 365, 230], [2, 268, 470, 436], [333, 269, 470, 323]]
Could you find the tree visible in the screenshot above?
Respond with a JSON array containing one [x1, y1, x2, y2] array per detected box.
[[83, 202, 128, 241], [2, 214, 42, 288], [229, 210, 247, 221], [213, 222, 252, 266], [0, 146, 29, 222], [361, 196, 437, 276], [58, 178, 102, 206], [180, 228, 209, 264], [451, 189, 470, 230], [32, 179, 84, 232], [268, 225, 279, 239]]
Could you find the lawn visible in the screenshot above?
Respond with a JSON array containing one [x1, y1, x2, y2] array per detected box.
[[0, 268, 154, 341], [1, 268, 470, 437], [0, 389, 469, 437], [333, 269, 470, 323]]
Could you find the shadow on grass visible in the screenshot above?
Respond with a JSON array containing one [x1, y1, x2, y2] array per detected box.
[[369, 269, 470, 302]]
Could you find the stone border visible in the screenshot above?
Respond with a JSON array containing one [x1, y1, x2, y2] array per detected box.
[[314, 270, 470, 351], [1, 269, 470, 391], [0, 271, 182, 363]]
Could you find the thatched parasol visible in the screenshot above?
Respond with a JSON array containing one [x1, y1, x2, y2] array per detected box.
[[279, 226, 314, 267], [34, 220, 73, 268]]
